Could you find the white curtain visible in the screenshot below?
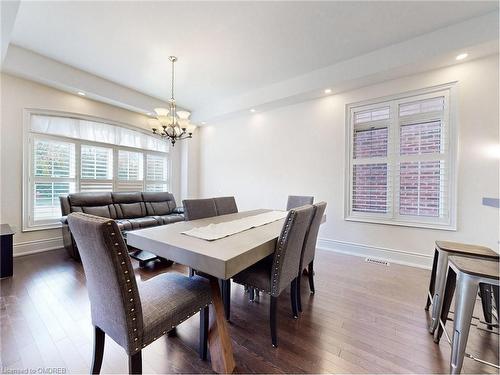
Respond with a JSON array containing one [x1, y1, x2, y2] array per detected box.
[[31, 114, 168, 152]]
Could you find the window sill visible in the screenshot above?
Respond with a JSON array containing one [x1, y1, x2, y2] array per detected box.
[[345, 216, 456, 231], [22, 222, 63, 233]]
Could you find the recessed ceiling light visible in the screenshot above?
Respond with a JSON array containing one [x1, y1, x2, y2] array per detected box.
[[456, 53, 468, 61], [324, 88, 332, 94], [201, 121, 206, 125], [77, 91, 86, 96], [250, 109, 256, 113]]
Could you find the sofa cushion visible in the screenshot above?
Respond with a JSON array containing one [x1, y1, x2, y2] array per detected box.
[[69, 192, 113, 206], [127, 217, 159, 230], [68, 192, 116, 218], [112, 192, 146, 218], [115, 219, 133, 231], [159, 214, 184, 225], [81, 205, 114, 218], [67, 193, 116, 219], [142, 192, 176, 216]]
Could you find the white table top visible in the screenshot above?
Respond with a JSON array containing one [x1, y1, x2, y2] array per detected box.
[[126, 209, 284, 279]]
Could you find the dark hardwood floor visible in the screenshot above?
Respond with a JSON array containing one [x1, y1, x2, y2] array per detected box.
[[1, 249, 498, 374]]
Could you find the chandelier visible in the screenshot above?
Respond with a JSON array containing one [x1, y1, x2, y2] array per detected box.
[[150, 56, 195, 146]]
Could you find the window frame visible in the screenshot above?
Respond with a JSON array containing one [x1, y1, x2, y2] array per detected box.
[[344, 83, 458, 230], [23, 110, 171, 232]]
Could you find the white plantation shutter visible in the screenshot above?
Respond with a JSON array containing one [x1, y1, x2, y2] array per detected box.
[[117, 150, 144, 191], [346, 86, 456, 229], [80, 145, 113, 192], [32, 138, 76, 225], [145, 154, 168, 192], [395, 94, 449, 223], [351, 107, 391, 215]]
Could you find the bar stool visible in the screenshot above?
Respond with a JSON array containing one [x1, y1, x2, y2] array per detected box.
[[426, 241, 498, 334], [434, 256, 499, 374]]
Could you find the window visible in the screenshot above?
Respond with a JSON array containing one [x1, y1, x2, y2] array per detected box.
[[80, 145, 113, 192], [117, 150, 144, 192], [145, 154, 168, 192], [345, 84, 457, 229], [32, 138, 76, 225], [24, 112, 170, 230]]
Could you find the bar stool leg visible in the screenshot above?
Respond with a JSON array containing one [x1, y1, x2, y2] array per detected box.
[[430, 250, 449, 334], [478, 284, 493, 330], [426, 249, 439, 311], [450, 274, 478, 375], [434, 267, 456, 343], [493, 285, 499, 315]]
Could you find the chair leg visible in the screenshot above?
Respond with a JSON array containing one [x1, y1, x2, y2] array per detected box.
[[128, 351, 142, 374], [296, 272, 302, 312], [248, 287, 255, 302], [91, 326, 105, 374], [450, 275, 478, 375], [479, 284, 493, 330], [434, 267, 456, 344], [199, 305, 209, 360], [426, 249, 439, 311], [291, 278, 299, 318], [308, 261, 315, 294], [270, 296, 278, 348], [189, 267, 195, 277]]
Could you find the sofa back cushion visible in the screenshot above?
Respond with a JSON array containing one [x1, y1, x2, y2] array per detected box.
[[142, 192, 176, 216], [112, 192, 146, 219], [68, 193, 116, 218]]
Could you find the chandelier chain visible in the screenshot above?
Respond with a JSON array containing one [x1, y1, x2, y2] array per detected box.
[[171, 58, 175, 100]]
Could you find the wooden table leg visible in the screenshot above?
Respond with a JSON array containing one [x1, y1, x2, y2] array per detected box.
[[208, 277, 236, 373]]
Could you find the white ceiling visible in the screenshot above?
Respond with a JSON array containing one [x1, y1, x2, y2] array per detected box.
[[9, 1, 499, 115]]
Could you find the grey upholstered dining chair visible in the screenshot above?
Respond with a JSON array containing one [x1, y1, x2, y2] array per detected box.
[[213, 196, 238, 216], [232, 205, 314, 347], [182, 198, 218, 221], [67, 212, 212, 374], [296, 202, 327, 312], [286, 195, 314, 210]]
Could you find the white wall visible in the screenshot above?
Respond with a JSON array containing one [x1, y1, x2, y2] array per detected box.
[[198, 55, 499, 267], [0, 73, 181, 255]]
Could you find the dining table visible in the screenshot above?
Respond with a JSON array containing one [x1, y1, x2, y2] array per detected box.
[[127, 209, 290, 373]]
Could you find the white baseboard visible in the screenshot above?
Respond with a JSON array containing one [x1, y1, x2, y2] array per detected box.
[[317, 238, 432, 270], [13, 237, 64, 257]]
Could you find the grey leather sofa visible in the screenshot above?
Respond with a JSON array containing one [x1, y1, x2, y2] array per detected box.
[[60, 191, 184, 261]]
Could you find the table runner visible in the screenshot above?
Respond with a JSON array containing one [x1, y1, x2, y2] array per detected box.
[[181, 210, 288, 241]]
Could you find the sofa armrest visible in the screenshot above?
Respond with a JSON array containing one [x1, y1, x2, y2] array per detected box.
[[173, 207, 184, 214], [60, 216, 68, 224]]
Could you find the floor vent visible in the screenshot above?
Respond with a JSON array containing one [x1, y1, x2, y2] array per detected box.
[[365, 257, 390, 266]]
